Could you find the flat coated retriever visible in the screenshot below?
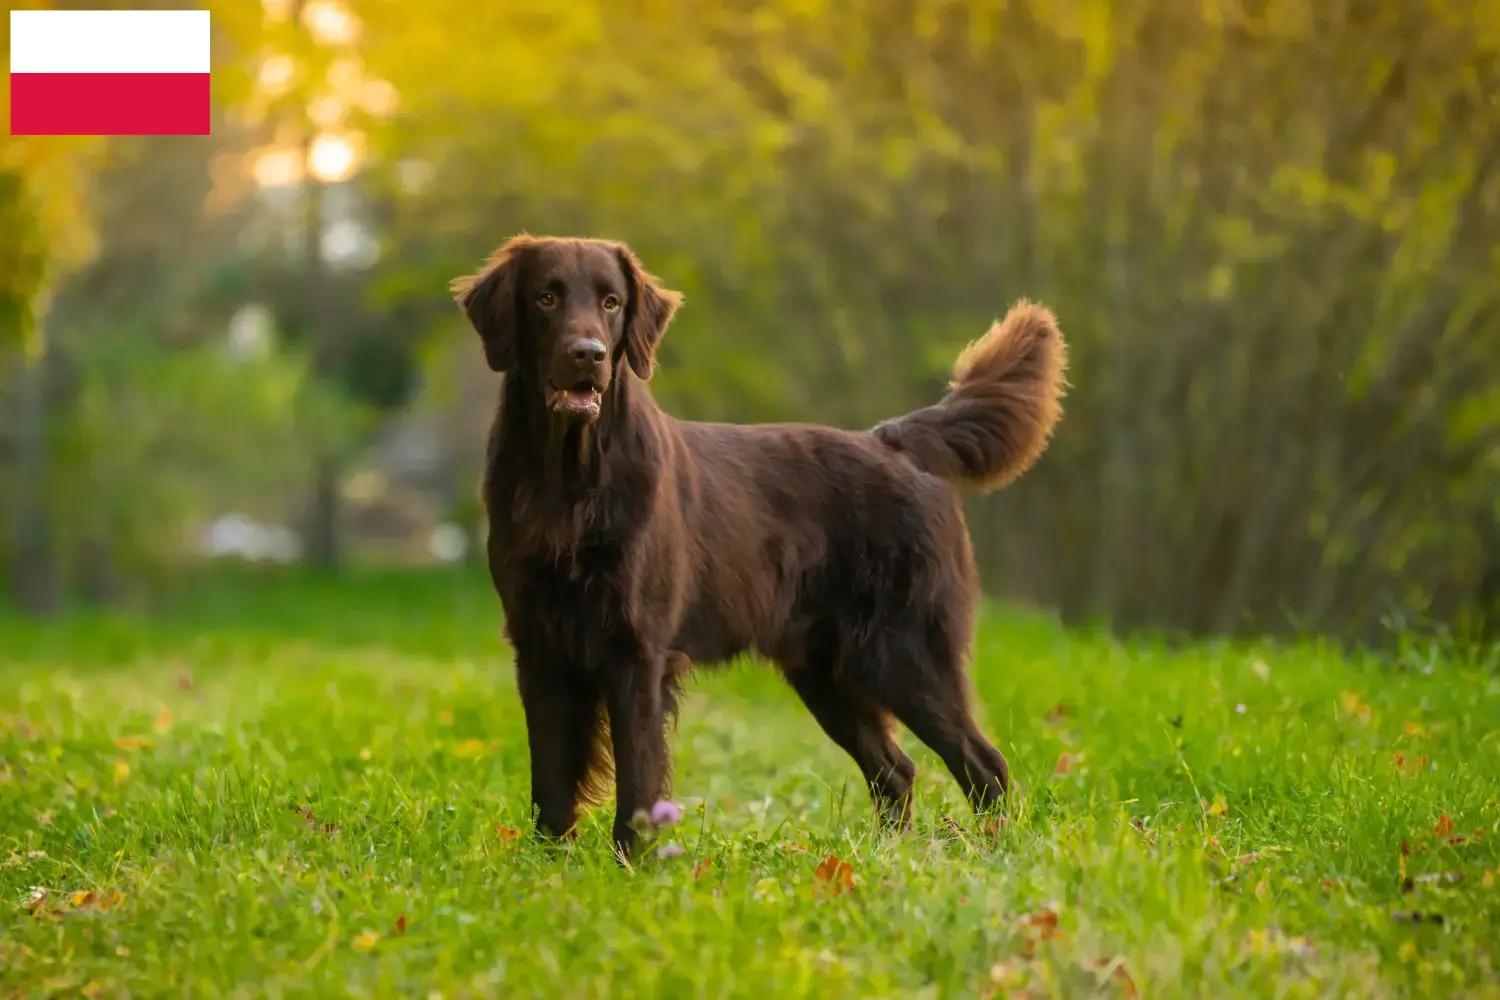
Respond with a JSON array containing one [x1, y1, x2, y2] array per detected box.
[[452, 235, 1067, 857]]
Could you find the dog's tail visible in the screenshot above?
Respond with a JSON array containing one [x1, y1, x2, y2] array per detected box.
[[871, 300, 1068, 493]]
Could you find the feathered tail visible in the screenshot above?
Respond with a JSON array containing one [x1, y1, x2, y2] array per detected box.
[[871, 300, 1068, 492]]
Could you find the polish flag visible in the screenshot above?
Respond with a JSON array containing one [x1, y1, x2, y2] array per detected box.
[[9, 9, 211, 136]]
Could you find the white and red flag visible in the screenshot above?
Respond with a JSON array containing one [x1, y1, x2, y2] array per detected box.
[[9, 9, 211, 136]]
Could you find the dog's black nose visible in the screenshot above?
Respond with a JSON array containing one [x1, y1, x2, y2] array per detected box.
[[569, 338, 607, 367]]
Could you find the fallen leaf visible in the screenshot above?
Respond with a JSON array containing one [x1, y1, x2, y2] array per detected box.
[[452, 739, 487, 759], [1053, 752, 1084, 776], [1044, 703, 1069, 723], [113, 735, 152, 750], [1434, 815, 1455, 838], [174, 670, 196, 692], [394, 914, 407, 936], [22, 887, 50, 916], [1020, 907, 1061, 940], [351, 930, 381, 951], [494, 824, 521, 844], [1090, 957, 1139, 998], [1339, 691, 1372, 724], [978, 814, 1008, 837], [812, 854, 855, 897], [70, 891, 96, 908], [692, 857, 712, 881], [1390, 752, 1429, 776]]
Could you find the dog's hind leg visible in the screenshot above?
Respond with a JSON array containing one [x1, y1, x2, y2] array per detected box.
[[783, 665, 918, 829], [871, 640, 1010, 816]]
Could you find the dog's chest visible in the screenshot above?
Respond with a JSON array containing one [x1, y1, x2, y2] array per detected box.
[[501, 544, 635, 668]]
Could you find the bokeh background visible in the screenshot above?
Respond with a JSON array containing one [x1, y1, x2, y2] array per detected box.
[[3, 0, 1499, 644]]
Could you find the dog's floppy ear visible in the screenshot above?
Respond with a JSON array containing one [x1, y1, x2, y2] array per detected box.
[[614, 243, 683, 380], [450, 236, 536, 373]]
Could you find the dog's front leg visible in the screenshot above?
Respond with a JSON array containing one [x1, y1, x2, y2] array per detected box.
[[604, 652, 669, 859], [516, 663, 602, 841]]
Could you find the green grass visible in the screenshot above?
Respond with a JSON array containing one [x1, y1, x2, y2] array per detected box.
[[2, 570, 1498, 999]]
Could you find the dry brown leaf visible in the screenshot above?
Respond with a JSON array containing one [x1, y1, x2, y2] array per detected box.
[[1434, 815, 1455, 838], [394, 914, 407, 936], [692, 858, 712, 881], [1090, 957, 1139, 998], [1391, 751, 1429, 776], [1044, 703, 1069, 724], [812, 854, 855, 897], [1020, 907, 1061, 940], [494, 824, 521, 844], [978, 814, 1008, 837], [1053, 752, 1084, 776]]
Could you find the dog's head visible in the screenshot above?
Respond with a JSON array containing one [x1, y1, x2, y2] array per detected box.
[[450, 235, 683, 424]]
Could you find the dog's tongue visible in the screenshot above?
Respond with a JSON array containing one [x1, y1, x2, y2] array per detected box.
[[549, 386, 602, 420]]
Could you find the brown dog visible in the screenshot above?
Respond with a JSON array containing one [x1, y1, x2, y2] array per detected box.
[[452, 235, 1067, 856]]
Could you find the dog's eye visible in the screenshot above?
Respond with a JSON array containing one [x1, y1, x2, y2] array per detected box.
[[602, 294, 621, 312], [536, 291, 557, 308]]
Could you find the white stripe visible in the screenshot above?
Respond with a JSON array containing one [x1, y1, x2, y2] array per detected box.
[[10, 10, 210, 75]]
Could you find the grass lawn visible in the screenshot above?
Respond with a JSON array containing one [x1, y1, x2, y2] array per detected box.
[[2, 570, 1498, 999]]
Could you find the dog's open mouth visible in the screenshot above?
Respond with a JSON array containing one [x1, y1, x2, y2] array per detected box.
[[547, 380, 603, 422]]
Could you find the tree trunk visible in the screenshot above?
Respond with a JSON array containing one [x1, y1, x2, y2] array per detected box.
[[298, 120, 343, 572], [8, 327, 62, 615], [303, 455, 342, 571]]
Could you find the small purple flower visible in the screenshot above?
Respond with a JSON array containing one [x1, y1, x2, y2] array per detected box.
[[649, 800, 683, 828], [656, 841, 684, 860]]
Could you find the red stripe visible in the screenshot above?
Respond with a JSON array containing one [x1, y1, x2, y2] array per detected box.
[[9, 73, 210, 136]]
